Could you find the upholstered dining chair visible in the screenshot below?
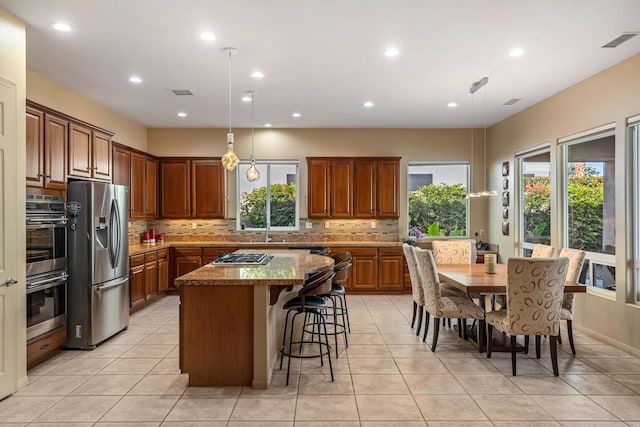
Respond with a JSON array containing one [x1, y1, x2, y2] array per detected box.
[[532, 243, 556, 258], [486, 257, 569, 376], [413, 247, 484, 351], [557, 247, 586, 355], [403, 244, 425, 336]]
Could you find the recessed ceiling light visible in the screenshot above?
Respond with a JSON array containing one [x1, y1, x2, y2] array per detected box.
[[264, 123, 272, 127], [447, 102, 458, 108], [241, 95, 252, 102], [199, 32, 216, 41], [52, 22, 72, 32], [128, 76, 142, 84], [384, 47, 400, 57], [292, 113, 301, 118], [363, 101, 374, 108], [509, 48, 524, 57], [177, 112, 187, 117], [251, 71, 265, 79]]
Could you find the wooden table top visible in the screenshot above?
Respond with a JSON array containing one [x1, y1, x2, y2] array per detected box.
[[437, 263, 587, 294]]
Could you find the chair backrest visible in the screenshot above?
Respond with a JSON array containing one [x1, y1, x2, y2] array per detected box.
[[300, 268, 335, 297], [531, 243, 556, 258], [558, 247, 586, 314], [413, 247, 441, 314], [402, 244, 424, 305], [333, 261, 352, 283], [331, 252, 352, 266], [507, 257, 569, 336], [431, 239, 476, 264]]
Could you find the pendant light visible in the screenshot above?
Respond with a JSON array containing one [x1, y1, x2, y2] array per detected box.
[[246, 90, 261, 182], [221, 47, 240, 172], [467, 77, 497, 198]]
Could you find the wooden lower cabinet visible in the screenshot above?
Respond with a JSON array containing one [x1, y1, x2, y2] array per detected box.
[[202, 246, 238, 264], [333, 246, 405, 292], [338, 247, 378, 290], [158, 256, 169, 293], [130, 264, 146, 310], [145, 261, 158, 300], [129, 249, 169, 312], [27, 326, 67, 370], [169, 247, 203, 293]]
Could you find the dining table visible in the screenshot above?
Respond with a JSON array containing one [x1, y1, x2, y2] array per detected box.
[[436, 263, 587, 352]]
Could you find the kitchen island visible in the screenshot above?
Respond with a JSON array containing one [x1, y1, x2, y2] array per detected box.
[[174, 249, 334, 388]]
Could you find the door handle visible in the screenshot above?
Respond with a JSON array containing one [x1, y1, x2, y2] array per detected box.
[[4, 277, 18, 287]]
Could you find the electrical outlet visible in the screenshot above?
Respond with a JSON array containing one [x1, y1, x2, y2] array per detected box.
[[305, 222, 313, 229], [479, 229, 485, 237], [192, 222, 197, 230], [371, 221, 376, 229], [324, 221, 330, 229]]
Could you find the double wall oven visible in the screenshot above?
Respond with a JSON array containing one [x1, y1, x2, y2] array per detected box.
[[26, 195, 68, 341]]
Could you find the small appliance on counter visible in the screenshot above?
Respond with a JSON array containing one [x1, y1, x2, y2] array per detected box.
[[66, 181, 129, 349]]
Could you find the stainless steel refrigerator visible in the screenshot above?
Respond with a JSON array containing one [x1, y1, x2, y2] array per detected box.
[[66, 181, 129, 349]]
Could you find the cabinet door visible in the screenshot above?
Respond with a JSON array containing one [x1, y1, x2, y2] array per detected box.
[[130, 264, 146, 309], [307, 159, 330, 218], [69, 123, 92, 178], [144, 261, 158, 300], [331, 160, 353, 217], [44, 115, 68, 190], [92, 131, 112, 180], [175, 256, 202, 278], [112, 145, 130, 187], [145, 157, 158, 218], [351, 256, 378, 290], [376, 159, 399, 218], [353, 160, 376, 218], [158, 258, 169, 292], [378, 255, 403, 290], [191, 160, 225, 218], [160, 160, 191, 218], [130, 152, 146, 218], [26, 107, 44, 188]]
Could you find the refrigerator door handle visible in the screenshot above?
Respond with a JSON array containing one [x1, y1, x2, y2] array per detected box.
[[113, 198, 122, 269], [108, 199, 117, 268], [96, 276, 128, 292]]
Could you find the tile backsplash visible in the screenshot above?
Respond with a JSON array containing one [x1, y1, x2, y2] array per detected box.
[[130, 218, 399, 243]]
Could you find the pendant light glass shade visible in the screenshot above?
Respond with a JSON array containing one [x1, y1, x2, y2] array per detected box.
[[245, 90, 260, 182], [221, 47, 239, 172]]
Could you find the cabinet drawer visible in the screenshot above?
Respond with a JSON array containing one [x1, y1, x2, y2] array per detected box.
[[202, 247, 237, 257], [174, 247, 202, 257], [337, 247, 377, 257], [27, 326, 66, 369], [378, 246, 402, 256], [157, 248, 169, 260], [130, 254, 145, 267], [144, 251, 158, 262]]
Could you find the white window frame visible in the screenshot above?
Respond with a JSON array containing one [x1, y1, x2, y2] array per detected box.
[[515, 143, 552, 256], [629, 116, 640, 303], [406, 161, 470, 239], [236, 160, 300, 231], [558, 125, 616, 296]]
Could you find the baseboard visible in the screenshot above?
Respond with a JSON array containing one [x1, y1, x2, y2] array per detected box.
[[17, 375, 29, 389], [573, 322, 640, 357]]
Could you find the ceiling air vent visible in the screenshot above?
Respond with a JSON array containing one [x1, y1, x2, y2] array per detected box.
[[602, 32, 639, 48], [169, 89, 196, 96], [503, 98, 521, 106]]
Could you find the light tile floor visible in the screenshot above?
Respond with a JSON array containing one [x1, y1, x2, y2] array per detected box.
[[2, 294, 640, 426]]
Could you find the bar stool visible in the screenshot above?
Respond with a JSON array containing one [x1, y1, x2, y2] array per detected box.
[[279, 267, 336, 385], [319, 256, 352, 357]]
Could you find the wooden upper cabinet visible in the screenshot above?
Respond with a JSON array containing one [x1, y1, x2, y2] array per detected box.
[[307, 159, 330, 218], [69, 123, 92, 178], [26, 107, 44, 188], [44, 115, 68, 190], [130, 152, 146, 218], [145, 157, 158, 218], [191, 160, 225, 218], [331, 160, 353, 217], [92, 131, 112, 181], [376, 159, 400, 218], [353, 159, 376, 218], [112, 145, 130, 187], [160, 160, 191, 218]]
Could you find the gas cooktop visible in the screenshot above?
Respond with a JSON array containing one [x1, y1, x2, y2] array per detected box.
[[212, 253, 273, 266]]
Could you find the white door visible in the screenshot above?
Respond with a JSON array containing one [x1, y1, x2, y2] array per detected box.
[[0, 77, 19, 398]]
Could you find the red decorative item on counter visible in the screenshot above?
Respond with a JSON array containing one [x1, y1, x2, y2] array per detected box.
[[149, 228, 156, 240], [157, 234, 165, 242], [142, 231, 150, 243]]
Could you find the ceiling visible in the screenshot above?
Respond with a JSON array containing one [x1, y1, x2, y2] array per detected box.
[[2, 0, 640, 129]]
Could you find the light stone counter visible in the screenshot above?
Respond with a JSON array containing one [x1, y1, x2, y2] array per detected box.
[[176, 249, 334, 389]]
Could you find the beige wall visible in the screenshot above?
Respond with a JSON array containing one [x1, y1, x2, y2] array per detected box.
[[27, 70, 147, 151], [487, 53, 640, 351], [148, 127, 489, 238], [0, 7, 27, 387]]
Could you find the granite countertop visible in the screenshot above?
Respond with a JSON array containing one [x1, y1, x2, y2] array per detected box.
[[128, 240, 402, 256], [174, 249, 335, 287]]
